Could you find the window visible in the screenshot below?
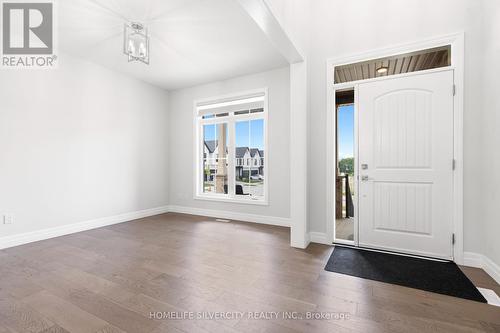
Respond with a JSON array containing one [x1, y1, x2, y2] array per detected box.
[[195, 89, 267, 204], [334, 45, 451, 84]]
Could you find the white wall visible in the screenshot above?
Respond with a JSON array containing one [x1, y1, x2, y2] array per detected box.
[[264, 0, 310, 56], [0, 54, 170, 239], [481, 0, 500, 267], [168, 67, 291, 220]]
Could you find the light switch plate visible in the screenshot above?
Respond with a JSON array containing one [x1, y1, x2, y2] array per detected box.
[[3, 214, 13, 225]]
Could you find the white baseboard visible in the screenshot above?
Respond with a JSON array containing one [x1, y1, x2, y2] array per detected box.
[[478, 287, 500, 307], [309, 232, 330, 245], [167, 205, 290, 227], [0, 205, 170, 250], [464, 252, 500, 285], [291, 231, 311, 249], [463, 252, 483, 267], [0, 205, 290, 251]]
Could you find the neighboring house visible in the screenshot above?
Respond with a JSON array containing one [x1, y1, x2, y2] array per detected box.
[[203, 140, 217, 160], [235, 147, 264, 179], [203, 140, 219, 181], [204, 140, 264, 181]]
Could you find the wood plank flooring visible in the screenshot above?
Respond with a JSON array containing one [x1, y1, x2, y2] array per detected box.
[[1, 213, 499, 333]]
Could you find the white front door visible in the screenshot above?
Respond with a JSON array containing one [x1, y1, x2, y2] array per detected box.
[[358, 70, 454, 260]]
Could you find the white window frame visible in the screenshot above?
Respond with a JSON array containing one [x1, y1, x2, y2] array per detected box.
[[193, 88, 269, 205]]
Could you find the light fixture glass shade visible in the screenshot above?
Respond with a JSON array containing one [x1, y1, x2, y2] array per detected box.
[[123, 22, 149, 64], [376, 66, 388, 74]]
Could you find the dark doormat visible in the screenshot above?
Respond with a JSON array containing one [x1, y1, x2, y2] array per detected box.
[[325, 246, 486, 303]]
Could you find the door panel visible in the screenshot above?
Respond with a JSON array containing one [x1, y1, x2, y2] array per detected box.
[[358, 70, 454, 259], [374, 90, 432, 169]]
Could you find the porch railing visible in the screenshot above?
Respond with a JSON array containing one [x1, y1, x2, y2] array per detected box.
[[336, 174, 354, 219]]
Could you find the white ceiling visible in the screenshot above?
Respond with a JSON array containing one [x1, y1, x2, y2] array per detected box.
[[59, 0, 289, 90]]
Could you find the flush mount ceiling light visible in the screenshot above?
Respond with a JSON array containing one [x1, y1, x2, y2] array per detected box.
[[376, 66, 388, 74], [123, 22, 150, 64]]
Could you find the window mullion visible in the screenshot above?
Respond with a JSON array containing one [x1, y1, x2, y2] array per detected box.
[[198, 119, 204, 196], [228, 118, 236, 198]]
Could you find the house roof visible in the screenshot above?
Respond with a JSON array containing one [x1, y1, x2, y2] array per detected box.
[[235, 147, 248, 158], [205, 141, 264, 158], [205, 140, 216, 153], [250, 148, 260, 157]]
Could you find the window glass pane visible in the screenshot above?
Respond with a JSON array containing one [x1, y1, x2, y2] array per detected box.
[[234, 119, 264, 199], [203, 123, 228, 194], [249, 119, 264, 199], [336, 104, 355, 241], [235, 121, 249, 197]]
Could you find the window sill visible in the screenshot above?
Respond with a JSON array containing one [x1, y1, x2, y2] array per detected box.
[[194, 194, 269, 206]]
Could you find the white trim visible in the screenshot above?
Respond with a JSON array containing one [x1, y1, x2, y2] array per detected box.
[[464, 252, 500, 285], [0, 205, 293, 251], [167, 205, 290, 227], [334, 238, 356, 247], [358, 241, 452, 261], [309, 232, 330, 245], [197, 96, 264, 112], [325, 65, 337, 246], [289, 61, 309, 248], [463, 252, 483, 267], [0, 206, 170, 250], [450, 33, 465, 265], [193, 88, 269, 205], [335, 243, 450, 262], [325, 32, 465, 263], [194, 194, 268, 206], [477, 288, 500, 307], [195, 88, 267, 106]]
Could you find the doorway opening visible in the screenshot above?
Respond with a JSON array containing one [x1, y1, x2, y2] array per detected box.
[[327, 33, 464, 262], [335, 89, 355, 242]]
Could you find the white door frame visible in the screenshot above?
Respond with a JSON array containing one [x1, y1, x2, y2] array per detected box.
[[325, 32, 465, 264]]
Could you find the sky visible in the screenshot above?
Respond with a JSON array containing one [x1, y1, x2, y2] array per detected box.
[[204, 119, 264, 150], [338, 105, 354, 159], [204, 109, 352, 156]]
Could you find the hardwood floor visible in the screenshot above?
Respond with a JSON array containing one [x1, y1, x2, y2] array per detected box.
[[1, 213, 499, 333]]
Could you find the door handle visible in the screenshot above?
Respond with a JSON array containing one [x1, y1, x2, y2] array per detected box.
[[361, 175, 371, 181]]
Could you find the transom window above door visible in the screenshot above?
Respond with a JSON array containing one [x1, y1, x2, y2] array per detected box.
[[334, 45, 451, 84], [194, 89, 268, 205]]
